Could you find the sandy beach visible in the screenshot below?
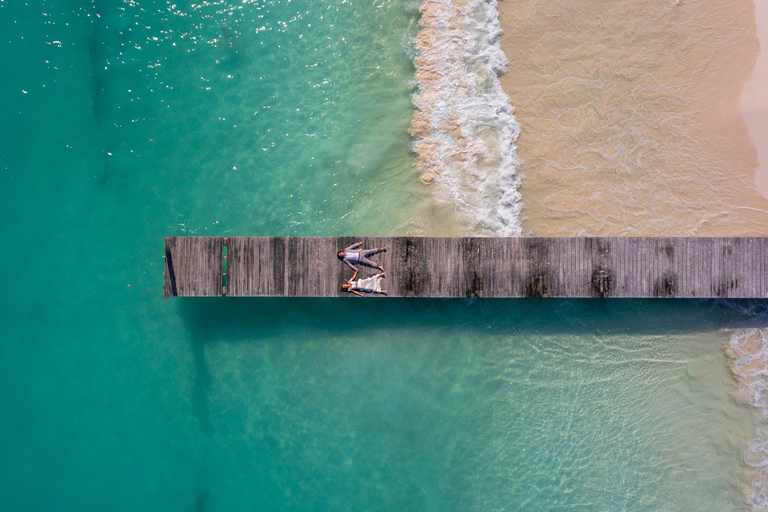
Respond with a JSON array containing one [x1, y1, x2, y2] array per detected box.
[[497, 0, 768, 236]]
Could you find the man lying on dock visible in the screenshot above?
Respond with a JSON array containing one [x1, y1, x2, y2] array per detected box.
[[337, 241, 386, 273]]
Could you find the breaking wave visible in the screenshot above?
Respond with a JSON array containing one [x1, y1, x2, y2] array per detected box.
[[411, 0, 521, 236], [726, 302, 768, 510]]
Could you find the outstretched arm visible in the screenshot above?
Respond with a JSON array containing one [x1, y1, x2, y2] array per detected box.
[[352, 290, 364, 297], [351, 269, 359, 280], [344, 241, 364, 252], [343, 258, 357, 272]]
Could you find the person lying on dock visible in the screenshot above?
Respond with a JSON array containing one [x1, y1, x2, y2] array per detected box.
[[340, 269, 387, 297], [337, 241, 386, 272]]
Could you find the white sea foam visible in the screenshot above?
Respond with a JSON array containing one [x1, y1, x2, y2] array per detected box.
[[411, 0, 521, 236], [725, 302, 768, 510]]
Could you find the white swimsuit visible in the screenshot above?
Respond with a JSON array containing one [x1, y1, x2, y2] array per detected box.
[[350, 274, 385, 293]]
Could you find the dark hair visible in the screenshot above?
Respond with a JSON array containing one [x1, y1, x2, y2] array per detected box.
[[337, 251, 345, 259], [339, 283, 348, 291]]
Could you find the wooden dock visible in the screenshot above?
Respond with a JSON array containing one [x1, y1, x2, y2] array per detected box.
[[163, 236, 768, 298]]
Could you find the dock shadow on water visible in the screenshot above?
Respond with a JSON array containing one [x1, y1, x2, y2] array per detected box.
[[177, 297, 768, 430], [173, 298, 768, 512], [183, 324, 215, 512], [178, 298, 768, 342], [189, 331, 214, 440]]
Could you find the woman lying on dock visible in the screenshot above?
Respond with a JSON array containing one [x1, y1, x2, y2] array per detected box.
[[340, 269, 387, 297]]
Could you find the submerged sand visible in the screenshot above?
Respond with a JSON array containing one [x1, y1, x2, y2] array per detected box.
[[498, 0, 768, 236]]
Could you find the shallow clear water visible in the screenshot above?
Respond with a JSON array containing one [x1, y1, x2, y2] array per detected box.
[[193, 299, 759, 511], [0, 0, 765, 510]]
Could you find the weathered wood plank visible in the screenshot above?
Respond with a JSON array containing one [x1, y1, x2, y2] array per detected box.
[[164, 236, 768, 298], [746, 237, 756, 298], [759, 238, 766, 298], [638, 236, 649, 297], [163, 236, 223, 297], [758, 238, 764, 298], [678, 237, 686, 297]]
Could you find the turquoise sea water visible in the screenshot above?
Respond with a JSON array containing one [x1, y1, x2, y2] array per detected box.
[[1, 0, 767, 510]]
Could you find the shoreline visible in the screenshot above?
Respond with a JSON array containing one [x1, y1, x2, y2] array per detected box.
[[410, 0, 522, 236], [742, 0, 768, 199]]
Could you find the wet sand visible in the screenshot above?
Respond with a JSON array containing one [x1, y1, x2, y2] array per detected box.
[[498, 0, 768, 236]]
